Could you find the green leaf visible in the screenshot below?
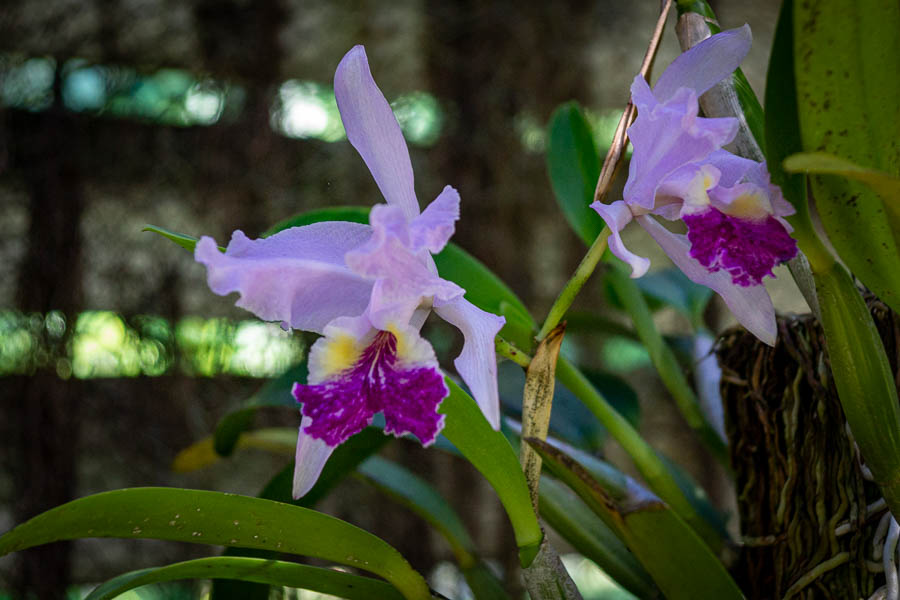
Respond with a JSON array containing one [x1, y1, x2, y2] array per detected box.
[[784, 152, 900, 229], [434, 244, 536, 351], [356, 456, 511, 599], [211, 427, 390, 600], [794, 0, 900, 313], [357, 455, 478, 567], [143, 224, 204, 252], [173, 428, 295, 472], [0, 488, 431, 600], [85, 557, 406, 600], [632, 268, 712, 328], [539, 477, 657, 600], [554, 358, 724, 551], [214, 362, 307, 456], [604, 265, 728, 467], [546, 103, 607, 244], [263, 206, 370, 235], [544, 101, 727, 466], [528, 440, 742, 600], [813, 263, 900, 519], [439, 379, 543, 566]]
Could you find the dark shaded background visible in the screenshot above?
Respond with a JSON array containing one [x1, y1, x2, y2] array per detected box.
[[0, 1, 785, 597]]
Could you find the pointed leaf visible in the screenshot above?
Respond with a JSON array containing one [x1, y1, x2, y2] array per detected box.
[[546, 103, 607, 244], [528, 439, 742, 600], [439, 379, 543, 566], [357, 455, 477, 567], [539, 476, 657, 600], [0, 488, 431, 600], [85, 557, 406, 600]]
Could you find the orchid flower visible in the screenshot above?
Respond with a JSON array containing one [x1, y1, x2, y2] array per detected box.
[[591, 25, 797, 346], [195, 46, 505, 498]]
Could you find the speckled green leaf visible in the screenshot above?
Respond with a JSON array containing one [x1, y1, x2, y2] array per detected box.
[[0, 488, 431, 600], [85, 557, 406, 600], [793, 0, 900, 313]]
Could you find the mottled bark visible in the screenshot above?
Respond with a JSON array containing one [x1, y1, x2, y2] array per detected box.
[[718, 300, 900, 599]]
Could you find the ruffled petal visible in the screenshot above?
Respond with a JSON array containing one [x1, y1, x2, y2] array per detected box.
[[433, 296, 505, 430], [195, 223, 374, 334], [652, 25, 752, 101], [410, 185, 460, 253], [292, 418, 335, 499], [705, 149, 758, 187], [335, 46, 419, 221], [624, 79, 738, 210], [295, 318, 447, 447], [590, 200, 651, 278], [636, 214, 776, 345], [346, 204, 464, 329]]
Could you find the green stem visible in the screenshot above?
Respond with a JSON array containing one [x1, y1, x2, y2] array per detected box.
[[554, 357, 723, 551], [537, 228, 611, 341], [496, 335, 725, 548]]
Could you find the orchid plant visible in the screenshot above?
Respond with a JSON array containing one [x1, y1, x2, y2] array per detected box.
[[2, 1, 899, 599], [196, 46, 505, 499]]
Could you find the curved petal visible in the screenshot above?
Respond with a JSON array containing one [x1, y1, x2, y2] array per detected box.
[[652, 25, 752, 101], [433, 296, 505, 430], [346, 205, 464, 329], [292, 418, 335, 499], [705, 149, 758, 187], [410, 185, 460, 253], [195, 223, 374, 334], [590, 200, 650, 278], [625, 79, 738, 210], [636, 215, 776, 345], [335, 46, 419, 221]]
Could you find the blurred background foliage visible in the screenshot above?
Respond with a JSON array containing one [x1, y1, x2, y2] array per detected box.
[[0, 0, 792, 597]]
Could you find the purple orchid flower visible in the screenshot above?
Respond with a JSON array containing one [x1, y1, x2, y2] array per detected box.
[[195, 46, 505, 498], [590, 25, 797, 346]]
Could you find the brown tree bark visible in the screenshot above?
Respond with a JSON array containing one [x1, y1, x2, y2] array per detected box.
[[6, 70, 86, 599], [717, 300, 899, 599]]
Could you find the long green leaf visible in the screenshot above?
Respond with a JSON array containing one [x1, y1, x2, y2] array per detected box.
[[357, 456, 510, 600], [793, 0, 900, 313], [214, 362, 307, 456], [357, 455, 477, 567], [539, 477, 657, 600], [529, 439, 742, 600], [546, 103, 606, 243], [86, 557, 406, 600], [0, 488, 431, 600], [784, 153, 900, 230], [212, 427, 390, 600], [545, 102, 727, 467], [440, 379, 543, 566], [813, 263, 900, 517], [768, 0, 900, 522]]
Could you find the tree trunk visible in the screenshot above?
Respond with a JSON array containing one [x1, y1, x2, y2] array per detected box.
[[7, 71, 86, 599], [717, 300, 899, 599]]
